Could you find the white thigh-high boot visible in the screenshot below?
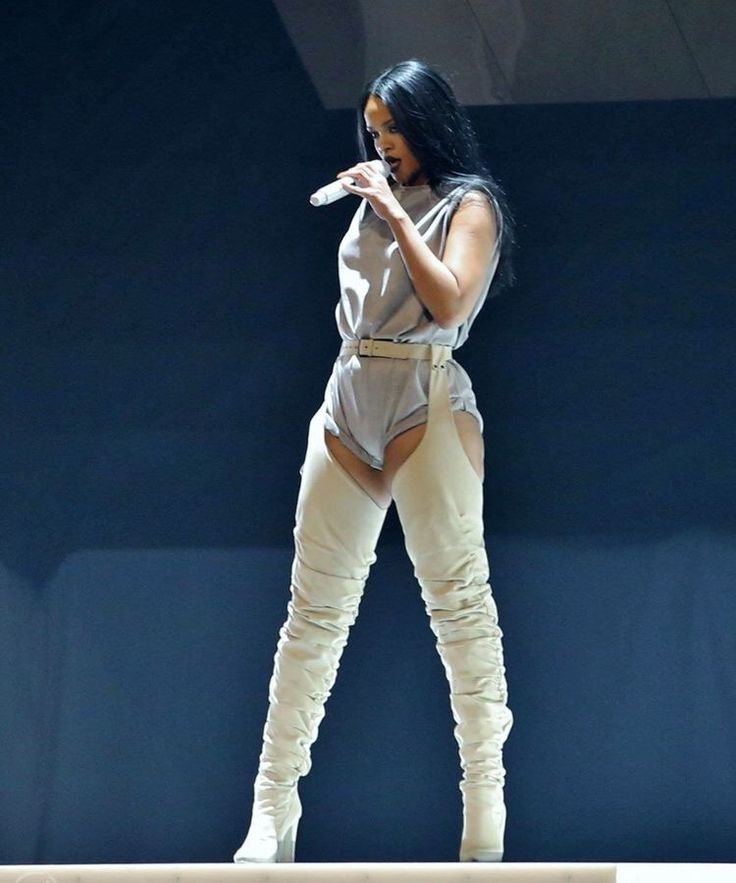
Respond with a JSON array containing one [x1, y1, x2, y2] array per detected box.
[[392, 346, 513, 862], [234, 404, 388, 863]]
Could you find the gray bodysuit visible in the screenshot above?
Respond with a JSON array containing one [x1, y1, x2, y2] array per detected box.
[[323, 183, 501, 470]]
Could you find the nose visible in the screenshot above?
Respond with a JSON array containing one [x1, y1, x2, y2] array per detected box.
[[376, 131, 394, 155]]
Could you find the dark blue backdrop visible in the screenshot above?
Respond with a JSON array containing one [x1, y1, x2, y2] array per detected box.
[[2, 0, 735, 865]]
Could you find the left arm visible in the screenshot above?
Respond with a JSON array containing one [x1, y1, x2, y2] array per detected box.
[[338, 164, 497, 329]]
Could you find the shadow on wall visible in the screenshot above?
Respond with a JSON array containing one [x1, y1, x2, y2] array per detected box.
[[2, 531, 736, 863]]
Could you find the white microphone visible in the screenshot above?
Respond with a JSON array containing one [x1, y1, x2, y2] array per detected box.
[[310, 160, 389, 206]]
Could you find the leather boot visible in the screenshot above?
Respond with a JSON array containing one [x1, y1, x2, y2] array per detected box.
[[392, 349, 513, 862], [234, 405, 387, 862]]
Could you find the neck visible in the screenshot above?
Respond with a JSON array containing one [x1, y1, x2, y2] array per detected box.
[[405, 167, 427, 187]]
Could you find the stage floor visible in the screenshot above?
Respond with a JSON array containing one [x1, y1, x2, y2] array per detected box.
[[0, 864, 734, 882]]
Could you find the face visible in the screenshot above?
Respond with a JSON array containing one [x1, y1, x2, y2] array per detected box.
[[363, 94, 426, 186]]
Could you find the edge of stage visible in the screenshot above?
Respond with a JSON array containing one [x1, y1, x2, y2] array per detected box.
[[1, 863, 734, 882]]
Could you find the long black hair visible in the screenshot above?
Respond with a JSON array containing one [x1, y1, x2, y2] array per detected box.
[[357, 59, 515, 294]]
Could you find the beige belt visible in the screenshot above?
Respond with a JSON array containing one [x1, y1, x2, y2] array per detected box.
[[340, 339, 453, 361]]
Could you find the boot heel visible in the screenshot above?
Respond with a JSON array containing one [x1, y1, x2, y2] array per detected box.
[[459, 788, 507, 864], [233, 793, 302, 863], [275, 814, 299, 862]]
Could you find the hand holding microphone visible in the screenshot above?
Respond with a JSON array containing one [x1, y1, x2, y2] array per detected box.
[[310, 160, 389, 206]]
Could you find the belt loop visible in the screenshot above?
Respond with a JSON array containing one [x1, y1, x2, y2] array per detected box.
[[431, 343, 449, 369]]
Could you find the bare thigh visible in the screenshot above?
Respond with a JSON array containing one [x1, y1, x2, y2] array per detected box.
[[324, 411, 484, 509]]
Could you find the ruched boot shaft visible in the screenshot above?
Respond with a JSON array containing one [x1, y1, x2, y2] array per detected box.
[[234, 406, 387, 862], [392, 348, 513, 862]]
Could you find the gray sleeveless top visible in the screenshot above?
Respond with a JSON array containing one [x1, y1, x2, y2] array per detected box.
[[323, 183, 501, 469]]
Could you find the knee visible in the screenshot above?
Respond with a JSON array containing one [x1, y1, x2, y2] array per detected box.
[[292, 539, 376, 585], [424, 586, 502, 639], [288, 566, 364, 620], [286, 600, 359, 637], [415, 547, 491, 598]]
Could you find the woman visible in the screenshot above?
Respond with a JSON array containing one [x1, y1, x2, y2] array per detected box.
[[234, 58, 515, 864]]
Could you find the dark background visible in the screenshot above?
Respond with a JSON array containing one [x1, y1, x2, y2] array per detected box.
[[2, 0, 735, 864]]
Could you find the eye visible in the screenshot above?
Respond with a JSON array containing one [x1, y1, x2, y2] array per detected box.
[[367, 130, 378, 140]]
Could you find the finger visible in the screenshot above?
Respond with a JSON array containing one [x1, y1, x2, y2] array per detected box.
[[346, 172, 371, 189], [338, 162, 375, 180], [336, 166, 364, 179]]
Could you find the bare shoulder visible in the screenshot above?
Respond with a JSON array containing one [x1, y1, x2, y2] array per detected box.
[[448, 190, 498, 241]]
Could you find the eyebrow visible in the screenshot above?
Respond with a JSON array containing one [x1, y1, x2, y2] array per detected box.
[[365, 117, 395, 131]]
